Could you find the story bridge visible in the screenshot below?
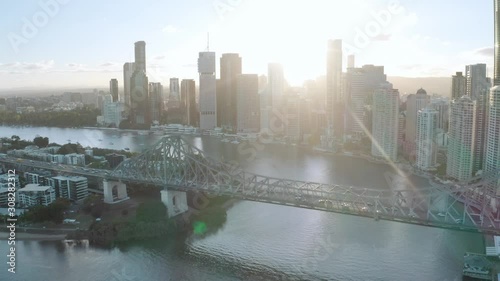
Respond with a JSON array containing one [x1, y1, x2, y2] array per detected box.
[[3, 135, 500, 234]]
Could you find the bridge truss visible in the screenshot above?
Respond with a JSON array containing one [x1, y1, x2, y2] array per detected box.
[[110, 135, 500, 234]]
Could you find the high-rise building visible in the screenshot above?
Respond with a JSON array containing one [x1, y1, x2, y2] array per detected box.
[[134, 41, 146, 73], [466, 64, 490, 173], [405, 88, 430, 146], [198, 51, 217, 130], [110, 79, 119, 102], [181, 79, 197, 126], [446, 96, 476, 181], [149, 82, 163, 123], [169, 78, 180, 101], [345, 65, 387, 140], [416, 107, 438, 171], [49, 176, 88, 201], [130, 41, 149, 126], [484, 86, 500, 194], [466, 64, 488, 100], [451, 71, 466, 100], [285, 94, 301, 140], [268, 63, 284, 108], [495, 0, 500, 86], [371, 82, 399, 162], [236, 74, 260, 133], [347, 55, 355, 69], [218, 53, 242, 132], [326, 39, 343, 138], [431, 99, 450, 133], [123, 62, 135, 108]]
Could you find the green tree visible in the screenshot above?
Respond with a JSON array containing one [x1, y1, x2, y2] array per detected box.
[[33, 136, 49, 148], [136, 201, 167, 222]]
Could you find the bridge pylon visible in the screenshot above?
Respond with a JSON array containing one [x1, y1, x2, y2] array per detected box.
[[161, 189, 189, 218], [103, 180, 129, 204]]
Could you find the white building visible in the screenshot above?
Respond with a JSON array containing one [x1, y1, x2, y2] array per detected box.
[[285, 94, 301, 140], [484, 86, 500, 194], [416, 107, 438, 170], [64, 153, 86, 166], [18, 184, 55, 207], [49, 176, 88, 202], [198, 52, 217, 130], [447, 96, 476, 181], [371, 82, 399, 162], [102, 95, 125, 127], [236, 74, 260, 133]]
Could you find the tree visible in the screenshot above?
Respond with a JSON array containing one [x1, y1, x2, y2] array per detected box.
[[57, 143, 85, 155], [11, 135, 20, 144], [33, 136, 49, 148], [136, 202, 167, 222]]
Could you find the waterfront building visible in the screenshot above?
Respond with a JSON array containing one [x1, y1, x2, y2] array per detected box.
[[18, 184, 55, 207], [198, 51, 217, 130], [371, 82, 399, 162], [326, 39, 343, 139], [446, 96, 476, 181], [219, 53, 242, 132], [236, 74, 260, 133], [416, 107, 438, 170]]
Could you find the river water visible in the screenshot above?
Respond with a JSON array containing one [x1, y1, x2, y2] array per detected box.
[[0, 126, 483, 280]]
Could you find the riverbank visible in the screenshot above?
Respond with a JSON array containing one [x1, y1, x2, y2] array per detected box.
[[0, 232, 66, 240]]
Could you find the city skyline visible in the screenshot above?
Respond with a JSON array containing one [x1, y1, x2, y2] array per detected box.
[[0, 0, 495, 89]]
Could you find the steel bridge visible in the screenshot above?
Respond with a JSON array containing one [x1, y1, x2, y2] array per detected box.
[[104, 135, 500, 234]]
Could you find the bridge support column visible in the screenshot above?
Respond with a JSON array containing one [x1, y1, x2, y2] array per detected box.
[[161, 189, 189, 218], [103, 180, 129, 204]]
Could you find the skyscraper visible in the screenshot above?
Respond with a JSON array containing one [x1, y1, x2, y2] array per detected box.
[[268, 63, 284, 108], [345, 65, 387, 140], [405, 88, 430, 148], [130, 41, 149, 126], [347, 55, 355, 69], [134, 41, 146, 73], [326, 39, 343, 138], [451, 71, 466, 100], [466, 64, 490, 173], [446, 96, 476, 181], [109, 79, 118, 102], [169, 78, 180, 100], [219, 53, 242, 132], [236, 74, 260, 133], [495, 0, 500, 86], [484, 86, 500, 194], [430, 99, 449, 133], [198, 51, 217, 130], [149, 82, 163, 123], [123, 62, 135, 108], [371, 82, 399, 162], [416, 107, 438, 171], [181, 79, 197, 126]]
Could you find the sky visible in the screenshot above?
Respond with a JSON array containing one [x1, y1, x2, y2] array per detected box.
[[0, 0, 495, 90]]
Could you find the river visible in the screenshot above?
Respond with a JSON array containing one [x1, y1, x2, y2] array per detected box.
[[0, 126, 483, 280]]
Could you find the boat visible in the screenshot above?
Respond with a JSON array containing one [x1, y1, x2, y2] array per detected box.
[[124, 147, 130, 151]]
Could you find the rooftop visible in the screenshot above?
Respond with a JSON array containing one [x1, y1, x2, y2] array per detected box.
[[20, 184, 52, 192]]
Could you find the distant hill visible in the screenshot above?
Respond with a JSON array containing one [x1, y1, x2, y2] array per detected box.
[[387, 76, 451, 97]]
